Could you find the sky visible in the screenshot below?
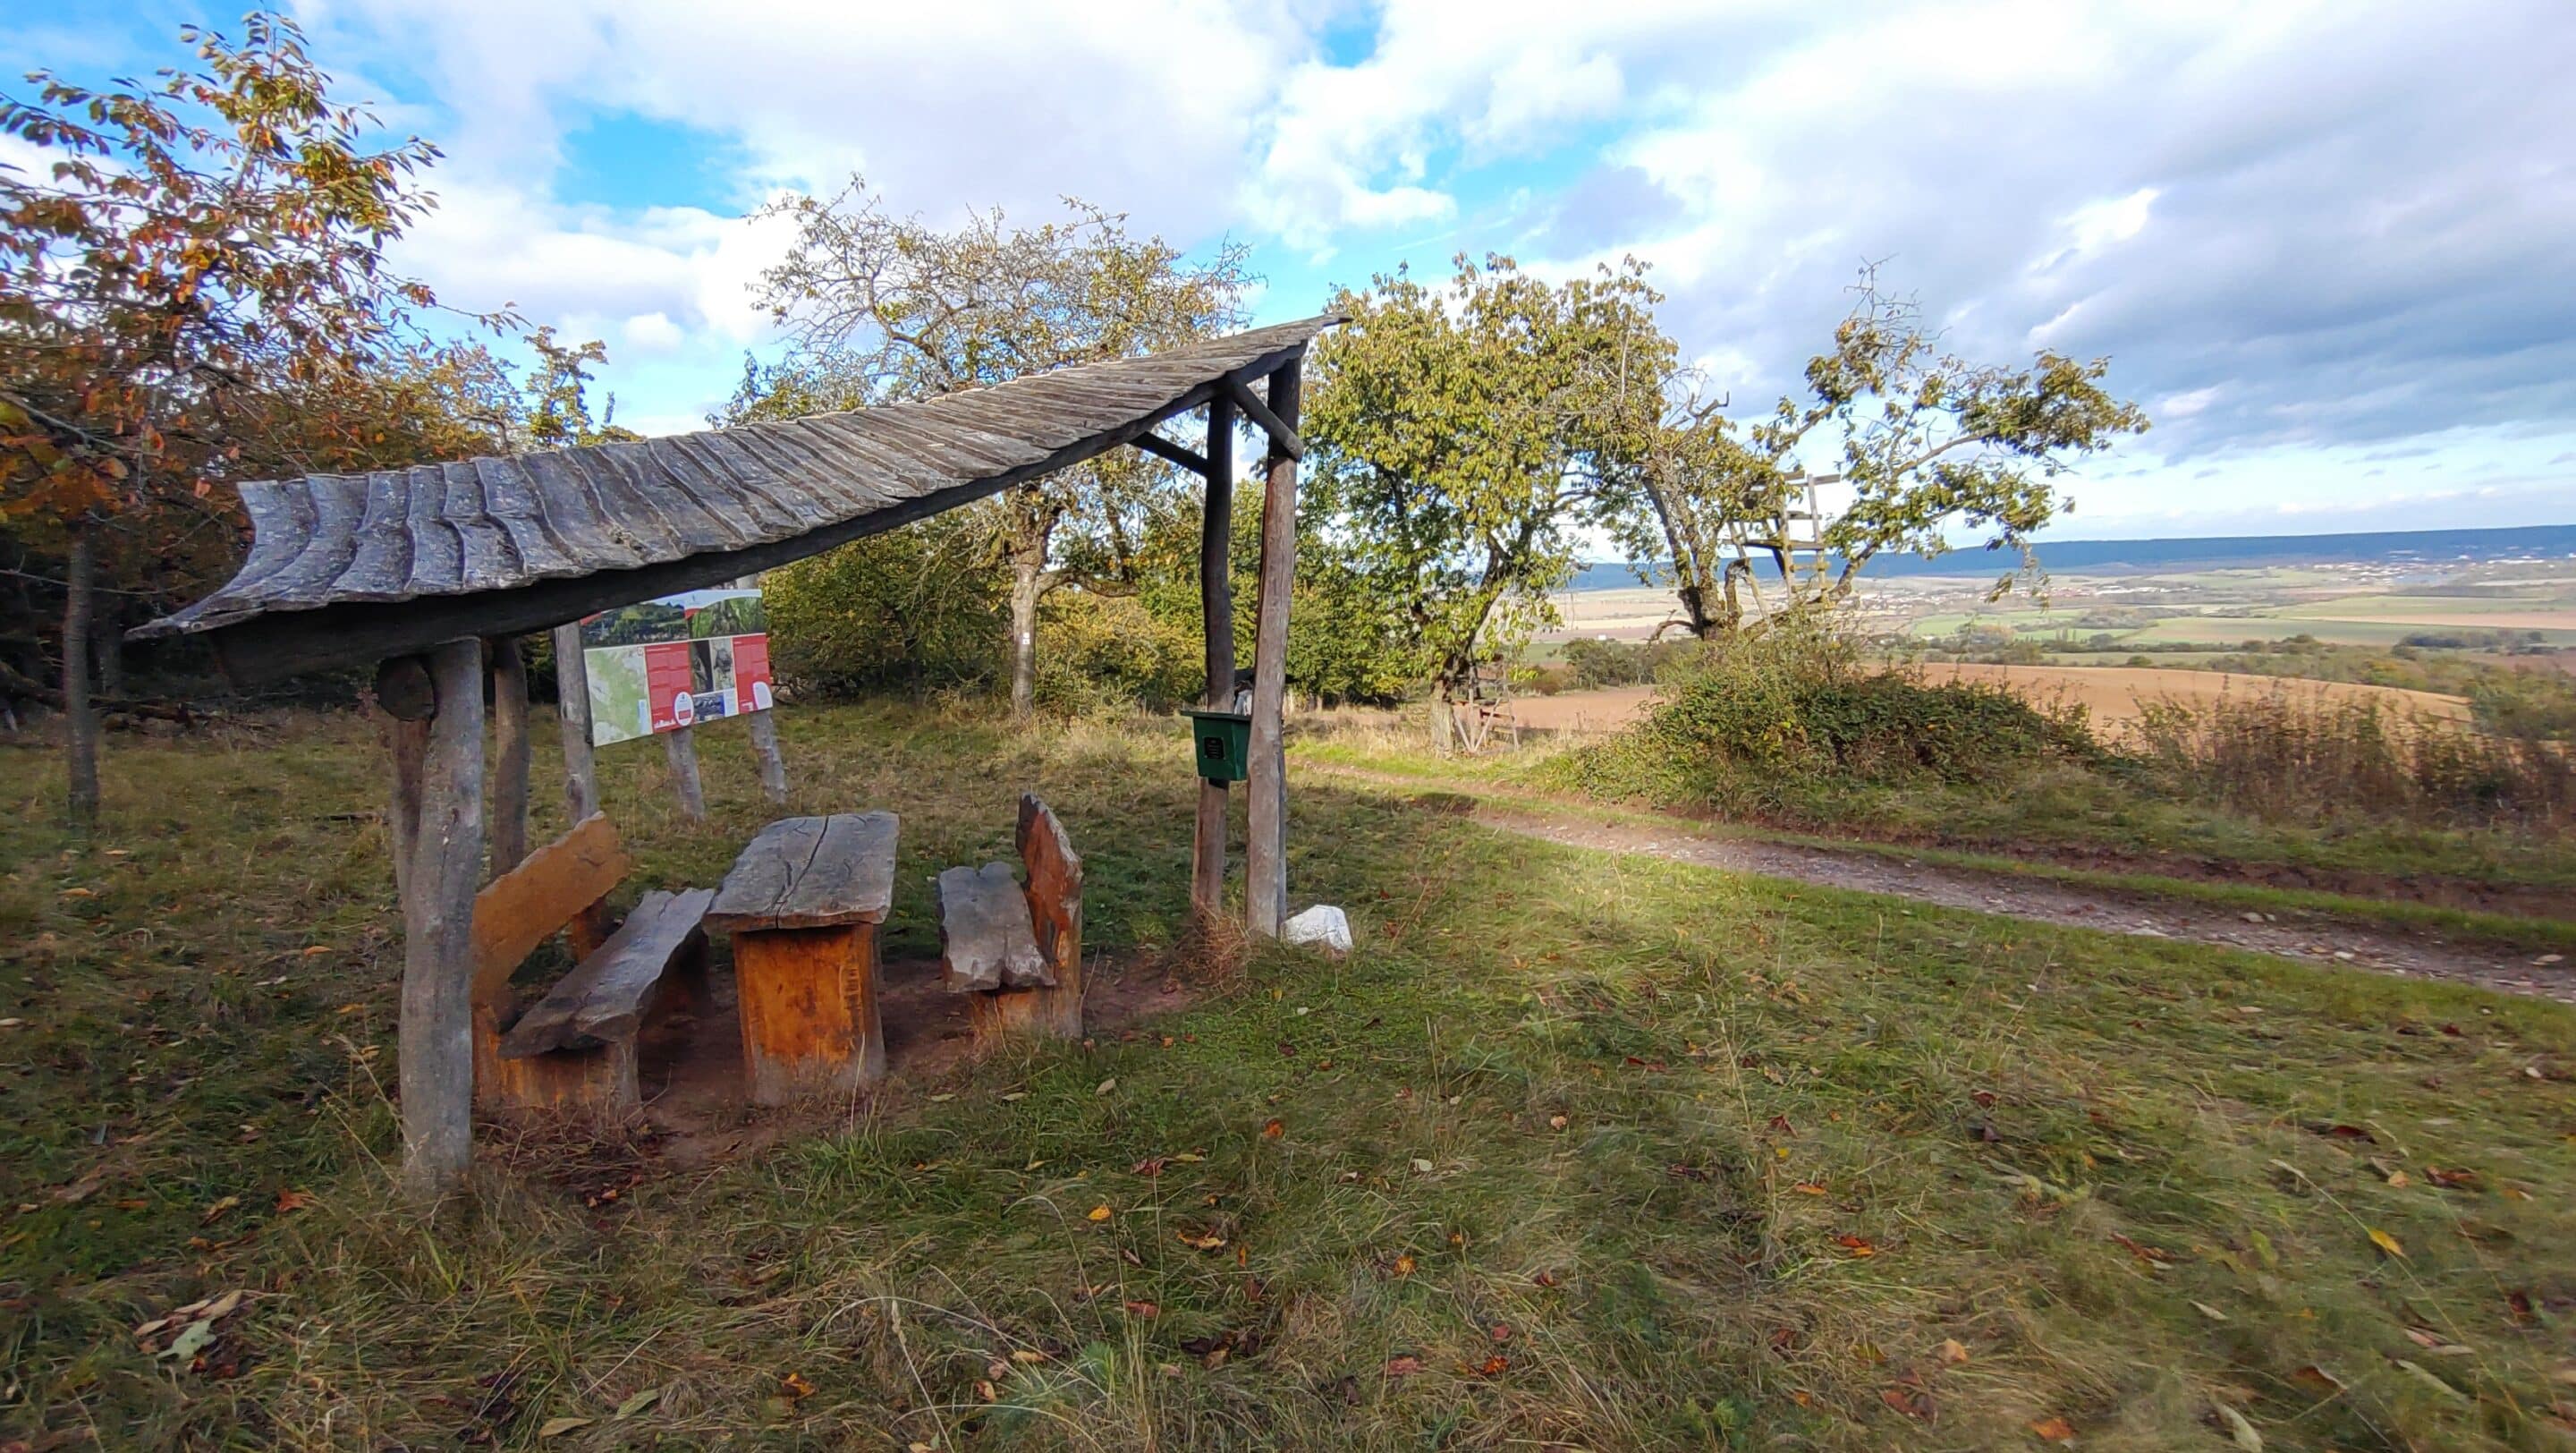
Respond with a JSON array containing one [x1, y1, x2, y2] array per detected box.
[[7, 0, 2573, 541]]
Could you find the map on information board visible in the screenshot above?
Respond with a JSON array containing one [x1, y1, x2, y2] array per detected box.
[[579, 584, 773, 747]]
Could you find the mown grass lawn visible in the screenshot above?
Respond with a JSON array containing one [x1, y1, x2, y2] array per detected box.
[[4, 702, 2574, 1449]]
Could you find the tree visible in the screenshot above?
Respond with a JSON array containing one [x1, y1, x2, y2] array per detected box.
[[1610, 270, 2149, 641], [0, 14, 504, 822], [1303, 253, 1669, 749], [748, 180, 1251, 718], [518, 326, 640, 450]]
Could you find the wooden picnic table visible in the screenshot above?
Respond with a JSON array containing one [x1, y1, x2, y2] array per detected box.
[[706, 811, 899, 1103]]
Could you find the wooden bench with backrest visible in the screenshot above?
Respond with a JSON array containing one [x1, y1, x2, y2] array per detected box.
[[935, 794, 1084, 1042], [470, 811, 714, 1117]]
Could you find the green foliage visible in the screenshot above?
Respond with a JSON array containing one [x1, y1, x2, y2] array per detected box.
[[1561, 636, 1706, 689], [1304, 254, 1671, 717], [762, 515, 1004, 696], [1032, 591, 1202, 714]]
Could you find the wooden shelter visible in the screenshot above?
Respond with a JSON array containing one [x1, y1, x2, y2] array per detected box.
[[131, 315, 1340, 1202]]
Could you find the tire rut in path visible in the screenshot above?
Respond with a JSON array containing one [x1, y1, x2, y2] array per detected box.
[[1328, 769, 2576, 1005]]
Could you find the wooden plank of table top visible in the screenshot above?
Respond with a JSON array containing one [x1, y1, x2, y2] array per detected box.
[[706, 811, 899, 930]]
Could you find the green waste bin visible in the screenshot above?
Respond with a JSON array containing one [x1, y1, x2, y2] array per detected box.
[[1181, 709, 1252, 783]]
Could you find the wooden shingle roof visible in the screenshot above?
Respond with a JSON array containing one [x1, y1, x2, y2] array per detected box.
[[133, 315, 1339, 683]]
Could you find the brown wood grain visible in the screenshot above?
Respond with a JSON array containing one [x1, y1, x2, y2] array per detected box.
[[469, 811, 631, 1007], [733, 922, 884, 1103], [498, 888, 712, 1058]]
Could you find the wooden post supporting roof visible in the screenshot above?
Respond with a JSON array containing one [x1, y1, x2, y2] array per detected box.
[[1192, 395, 1237, 925], [553, 622, 599, 821], [488, 637, 531, 879], [1245, 360, 1301, 937], [387, 638, 487, 1204], [665, 726, 707, 821]]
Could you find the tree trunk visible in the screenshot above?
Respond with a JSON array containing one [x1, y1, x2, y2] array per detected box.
[[92, 599, 123, 701], [62, 523, 98, 828], [1008, 558, 1040, 721]]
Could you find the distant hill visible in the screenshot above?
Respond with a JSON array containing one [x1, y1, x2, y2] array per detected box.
[[1566, 523, 2576, 591]]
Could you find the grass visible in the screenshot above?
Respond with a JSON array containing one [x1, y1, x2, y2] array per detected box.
[[1299, 724, 2576, 899], [4, 702, 2576, 1449]]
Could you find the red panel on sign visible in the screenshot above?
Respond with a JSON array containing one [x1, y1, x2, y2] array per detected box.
[[734, 633, 774, 712], [645, 642, 696, 731]]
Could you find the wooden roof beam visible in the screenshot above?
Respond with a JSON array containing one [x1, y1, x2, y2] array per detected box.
[[1222, 376, 1303, 460], [1128, 429, 1211, 478]]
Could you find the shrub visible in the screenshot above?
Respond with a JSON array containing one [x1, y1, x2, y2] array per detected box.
[[763, 517, 1005, 698], [1558, 616, 2099, 804], [1034, 591, 1203, 716], [2126, 687, 2574, 832]]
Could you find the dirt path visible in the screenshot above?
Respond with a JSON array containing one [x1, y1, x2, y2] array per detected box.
[[1314, 768, 2576, 1006]]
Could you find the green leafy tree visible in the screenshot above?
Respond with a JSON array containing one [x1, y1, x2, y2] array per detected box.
[[1303, 253, 1670, 748], [0, 14, 506, 821], [747, 180, 1251, 718], [1610, 270, 2149, 640]]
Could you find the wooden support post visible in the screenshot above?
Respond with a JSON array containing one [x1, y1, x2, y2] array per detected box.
[[1245, 357, 1301, 938], [747, 708, 790, 805], [389, 639, 486, 1205], [665, 725, 707, 820], [552, 622, 598, 820], [488, 637, 530, 879], [1192, 395, 1237, 926], [733, 922, 886, 1101]]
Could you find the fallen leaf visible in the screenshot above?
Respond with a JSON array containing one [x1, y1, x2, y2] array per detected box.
[[614, 1386, 663, 1417], [1261, 1118, 1284, 1139], [1836, 1234, 1877, 1258], [2192, 1301, 2229, 1322], [1393, 1254, 1417, 1277], [1384, 1354, 1424, 1378], [2426, 1166, 2482, 1190], [2392, 1359, 2468, 1402], [1936, 1338, 1970, 1365], [1879, 1385, 1934, 1420], [274, 1188, 316, 1213], [1546, 1114, 1569, 1130], [200, 1195, 240, 1225], [2368, 1228, 2406, 1260], [1466, 1354, 1509, 1377], [1177, 1229, 1227, 1251], [1122, 1300, 1159, 1318], [1792, 1181, 1827, 1195], [2292, 1364, 2345, 1394], [2029, 1415, 2075, 1440], [1095, 1077, 1117, 1096], [2217, 1404, 2263, 1450], [1087, 1205, 1113, 1222], [538, 1415, 593, 1438], [1489, 1323, 1513, 1342], [1011, 1348, 1049, 1364], [166, 1319, 216, 1363], [1131, 1157, 1168, 1177], [780, 1372, 816, 1400]]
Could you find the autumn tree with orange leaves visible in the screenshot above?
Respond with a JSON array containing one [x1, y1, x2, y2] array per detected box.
[[0, 14, 513, 824]]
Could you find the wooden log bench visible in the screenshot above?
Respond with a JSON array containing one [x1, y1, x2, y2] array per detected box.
[[936, 794, 1084, 1043], [707, 811, 899, 1103], [470, 812, 713, 1117]]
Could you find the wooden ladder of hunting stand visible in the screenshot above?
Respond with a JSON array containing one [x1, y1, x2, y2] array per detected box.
[[1722, 470, 1842, 619]]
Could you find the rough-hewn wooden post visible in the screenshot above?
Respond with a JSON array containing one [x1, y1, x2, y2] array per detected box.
[[386, 639, 487, 1204], [1192, 395, 1237, 925], [747, 709, 790, 805], [487, 638, 530, 878], [665, 726, 707, 820], [551, 622, 598, 820], [1245, 359, 1301, 937]]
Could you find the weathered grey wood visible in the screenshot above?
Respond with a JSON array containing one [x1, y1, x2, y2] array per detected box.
[[706, 811, 900, 931], [935, 862, 1050, 991], [664, 726, 707, 821], [1245, 356, 1303, 938], [1130, 430, 1210, 475], [1223, 375, 1304, 460], [747, 706, 790, 805], [488, 637, 531, 879], [386, 712, 426, 902], [132, 319, 1344, 684], [552, 622, 598, 820], [1193, 395, 1237, 925], [376, 655, 436, 721], [499, 888, 714, 1057], [394, 638, 486, 1204]]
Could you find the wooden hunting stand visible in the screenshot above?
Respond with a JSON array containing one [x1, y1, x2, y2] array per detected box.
[[127, 316, 1339, 1204]]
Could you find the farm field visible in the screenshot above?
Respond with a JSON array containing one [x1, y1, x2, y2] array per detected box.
[[1921, 661, 2475, 731]]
